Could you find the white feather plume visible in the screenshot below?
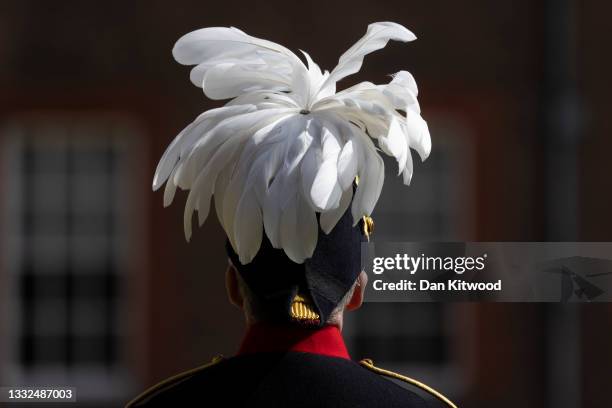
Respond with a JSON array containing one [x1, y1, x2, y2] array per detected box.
[[154, 22, 431, 264]]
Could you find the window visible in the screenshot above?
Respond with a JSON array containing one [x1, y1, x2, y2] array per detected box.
[[0, 115, 147, 401], [343, 114, 476, 395]]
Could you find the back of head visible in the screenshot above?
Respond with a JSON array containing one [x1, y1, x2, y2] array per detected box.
[[226, 201, 367, 327]]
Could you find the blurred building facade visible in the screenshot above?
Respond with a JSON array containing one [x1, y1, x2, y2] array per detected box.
[[0, 1, 611, 407]]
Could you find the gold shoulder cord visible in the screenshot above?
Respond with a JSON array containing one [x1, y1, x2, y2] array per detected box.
[[125, 355, 224, 407], [359, 359, 458, 408]]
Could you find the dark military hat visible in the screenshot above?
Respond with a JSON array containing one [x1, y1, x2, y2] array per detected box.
[[226, 201, 371, 326]]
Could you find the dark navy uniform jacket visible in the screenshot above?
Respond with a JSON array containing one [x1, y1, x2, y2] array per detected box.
[[126, 324, 455, 408]]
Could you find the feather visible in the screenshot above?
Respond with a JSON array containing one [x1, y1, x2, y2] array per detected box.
[[163, 167, 179, 207], [183, 131, 246, 241], [382, 78, 418, 111], [213, 162, 234, 231], [189, 53, 293, 88], [290, 59, 312, 109], [222, 117, 294, 248], [183, 110, 292, 241], [318, 22, 416, 96], [152, 104, 256, 191], [173, 26, 299, 67], [175, 108, 290, 189], [320, 187, 353, 234], [352, 129, 385, 223], [227, 90, 299, 109], [378, 116, 408, 175], [221, 116, 302, 249], [299, 142, 321, 209], [173, 27, 304, 100], [337, 139, 358, 190], [405, 109, 431, 161], [155, 22, 430, 264], [202, 63, 291, 100], [234, 185, 264, 263], [390, 70, 418, 96], [262, 116, 312, 246], [402, 144, 414, 185], [280, 194, 318, 263], [310, 122, 342, 210]]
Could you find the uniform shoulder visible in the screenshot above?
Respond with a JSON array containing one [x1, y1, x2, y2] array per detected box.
[[125, 355, 225, 407], [358, 358, 458, 408]]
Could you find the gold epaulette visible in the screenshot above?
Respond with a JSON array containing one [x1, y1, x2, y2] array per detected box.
[[125, 355, 225, 407], [359, 359, 458, 408]]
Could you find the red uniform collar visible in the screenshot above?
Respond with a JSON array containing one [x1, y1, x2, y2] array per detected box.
[[237, 323, 351, 360]]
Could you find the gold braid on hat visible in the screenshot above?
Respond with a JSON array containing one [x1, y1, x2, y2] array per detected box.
[[290, 293, 321, 326]]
